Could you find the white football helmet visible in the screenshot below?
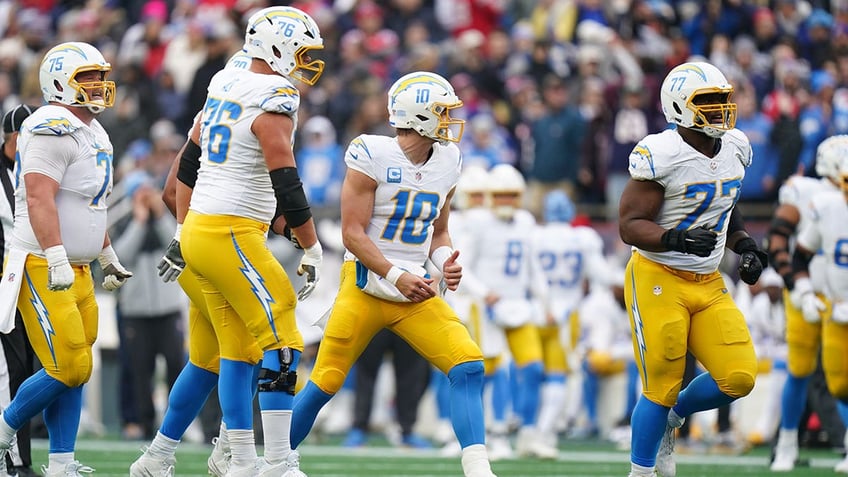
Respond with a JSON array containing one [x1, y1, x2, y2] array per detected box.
[[660, 61, 737, 138], [455, 164, 489, 210], [39, 42, 115, 114], [244, 6, 325, 85], [388, 71, 465, 144], [836, 152, 848, 198], [487, 164, 525, 220], [815, 135, 848, 184]]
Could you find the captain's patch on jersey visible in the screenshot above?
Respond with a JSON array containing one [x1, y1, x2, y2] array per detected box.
[[387, 167, 402, 183]]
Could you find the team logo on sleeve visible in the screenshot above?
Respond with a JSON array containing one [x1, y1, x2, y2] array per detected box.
[[387, 167, 402, 183]]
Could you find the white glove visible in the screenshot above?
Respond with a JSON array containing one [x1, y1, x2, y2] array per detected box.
[[832, 302, 848, 324], [297, 241, 322, 301], [790, 277, 825, 324], [45, 245, 74, 291], [98, 245, 133, 291]]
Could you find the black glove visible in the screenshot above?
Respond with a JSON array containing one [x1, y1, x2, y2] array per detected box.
[[734, 237, 768, 285], [157, 239, 185, 282], [661, 225, 718, 258]]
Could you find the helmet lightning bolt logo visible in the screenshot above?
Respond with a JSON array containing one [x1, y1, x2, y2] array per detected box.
[[232, 232, 278, 340], [25, 271, 57, 367], [629, 268, 648, 388]]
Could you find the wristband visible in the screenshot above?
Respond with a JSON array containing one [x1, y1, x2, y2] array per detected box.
[[430, 246, 454, 273], [386, 266, 404, 286], [173, 223, 183, 241], [44, 245, 68, 265]]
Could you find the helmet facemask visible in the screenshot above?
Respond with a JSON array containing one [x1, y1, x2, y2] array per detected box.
[[286, 43, 325, 85], [430, 101, 465, 143], [69, 67, 116, 114], [686, 89, 737, 138]]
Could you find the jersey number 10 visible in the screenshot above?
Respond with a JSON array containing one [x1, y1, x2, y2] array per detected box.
[[381, 190, 439, 245]]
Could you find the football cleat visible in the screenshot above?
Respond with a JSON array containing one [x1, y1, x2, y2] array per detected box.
[[208, 436, 230, 477], [770, 429, 799, 472], [40, 461, 95, 476], [515, 427, 558, 460], [224, 459, 264, 477], [281, 450, 307, 477], [129, 448, 175, 477]]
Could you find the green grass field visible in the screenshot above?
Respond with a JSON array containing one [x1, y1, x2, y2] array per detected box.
[[30, 438, 847, 476]]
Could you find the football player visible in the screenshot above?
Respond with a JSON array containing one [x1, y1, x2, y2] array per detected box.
[[174, 6, 324, 476], [461, 164, 557, 459], [533, 190, 608, 445], [619, 61, 767, 477], [789, 149, 848, 473], [0, 42, 132, 476], [289, 71, 497, 477], [768, 134, 848, 472]]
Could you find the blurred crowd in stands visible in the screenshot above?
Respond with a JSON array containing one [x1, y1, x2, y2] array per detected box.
[[1, 0, 845, 222]]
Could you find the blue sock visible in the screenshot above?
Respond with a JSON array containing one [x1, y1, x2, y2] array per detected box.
[[779, 374, 810, 430], [517, 361, 543, 426], [448, 361, 485, 447], [3, 369, 68, 430], [490, 366, 509, 422], [432, 369, 451, 420], [342, 365, 356, 391], [291, 380, 334, 449], [218, 359, 256, 430], [582, 363, 599, 429], [672, 372, 734, 418], [509, 361, 520, 418], [625, 361, 639, 418], [160, 363, 218, 440], [258, 349, 300, 411], [630, 396, 670, 467], [837, 400, 848, 427], [43, 385, 82, 453]]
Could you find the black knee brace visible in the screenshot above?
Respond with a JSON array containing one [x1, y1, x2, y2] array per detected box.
[[258, 347, 298, 395]]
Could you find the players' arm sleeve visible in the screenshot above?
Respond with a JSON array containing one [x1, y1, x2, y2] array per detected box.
[[20, 134, 77, 183]]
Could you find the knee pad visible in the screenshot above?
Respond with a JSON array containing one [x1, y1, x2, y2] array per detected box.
[[258, 347, 297, 395], [720, 370, 756, 399], [60, 348, 93, 387]]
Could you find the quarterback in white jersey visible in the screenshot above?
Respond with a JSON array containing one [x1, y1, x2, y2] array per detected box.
[[179, 6, 325, 476], [768, 134, 848, 472], [0, 41, 131, 476], [290, 71, 496, 477], [620, 61, 766, 477]]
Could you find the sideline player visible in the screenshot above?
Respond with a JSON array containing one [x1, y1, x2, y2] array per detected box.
[[0, 42, 132, 476], [289, 71, 497, 477], [619, 61, 767, 477], [767, 135, 847, 472], [786, 146, 848, 474]]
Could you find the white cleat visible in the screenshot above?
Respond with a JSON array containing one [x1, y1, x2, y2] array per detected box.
[[224, 459, 264, 477], [440, 440, 462, 457], [487, 435, 514, 461], [41, 461, 95, 477], [208, 436, 230, 477], [129, 450, 175, 477], [281, 450, 307, 477], [835, 455, 848, 474], [515, 428, 558, 460], [655, 425, 677, 477], [0, 446, 10, 477], [770, 434, 798, 472]]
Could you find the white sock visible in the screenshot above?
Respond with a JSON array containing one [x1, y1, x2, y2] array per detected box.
[[537, 381, 567, 435], [217, 421, 229, 450], [667, 408, 685, 428], [0, 414, 15, 447], [227, 429, 257, 467], [148, 431, 179, 458], [48, 452, 74, 469], [777, 428, 798, 447], [261, 410, 292, 465], [630, 462, 655, 475], [461, 443, 492, 475]]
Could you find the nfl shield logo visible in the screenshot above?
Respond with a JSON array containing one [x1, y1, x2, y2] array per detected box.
[[415, 171, 422, 181], [653, 285, 662, 296]]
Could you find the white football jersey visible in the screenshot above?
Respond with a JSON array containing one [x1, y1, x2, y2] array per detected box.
[[190, 69, 301, 223], [628, 128, 751, 274], [797, 190, 848, 302], [578, 287, 632, 361], [778, 175, 837, 293], [343, 134, 461, 269], [462, 208, 548, 301], [12, 105, 113, 263], [534, 223, 606, 322], [746, 293, 787, 362]]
